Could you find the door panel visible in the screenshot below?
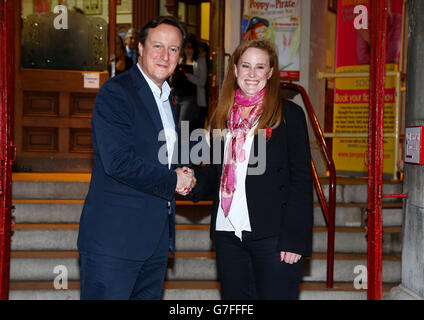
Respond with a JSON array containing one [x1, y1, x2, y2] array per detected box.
[[14, 69, 108, 172]]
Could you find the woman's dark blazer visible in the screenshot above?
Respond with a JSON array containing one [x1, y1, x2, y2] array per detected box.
[[189, 99, 314, 257]]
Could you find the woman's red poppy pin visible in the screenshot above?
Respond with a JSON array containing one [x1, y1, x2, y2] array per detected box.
[[264, 127, 272, 139]]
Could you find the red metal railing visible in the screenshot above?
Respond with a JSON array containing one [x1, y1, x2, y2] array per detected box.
[[281, 82, 337, 288], [0, 0, 16, 300]]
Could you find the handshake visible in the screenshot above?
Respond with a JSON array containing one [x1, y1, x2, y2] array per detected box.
[[175, 166, 197, 196]]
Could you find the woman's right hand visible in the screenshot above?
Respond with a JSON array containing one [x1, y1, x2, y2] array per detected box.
[[280, 251, 302, 264], [175, 167, 196, 195]]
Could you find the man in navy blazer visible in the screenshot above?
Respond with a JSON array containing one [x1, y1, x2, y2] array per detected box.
[[77, 16, 195, 300]]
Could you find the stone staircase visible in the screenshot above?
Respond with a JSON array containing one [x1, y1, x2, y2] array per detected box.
[[8, 173, 403, 300]]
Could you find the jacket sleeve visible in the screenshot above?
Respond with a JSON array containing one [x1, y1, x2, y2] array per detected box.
[[277, 101, 314, 256], [186, 164, 218, 202], [92, 80, 177, 201], [186, 130, 220, 202]]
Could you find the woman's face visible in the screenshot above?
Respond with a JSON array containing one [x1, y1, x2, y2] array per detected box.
[[115, 37, 125, 57], [184, 43, 194, 58], [234, 47, 273, 97]]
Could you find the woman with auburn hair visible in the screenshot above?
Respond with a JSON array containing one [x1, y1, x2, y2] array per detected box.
[[209, 40, 282, 134], [188, 40, 313, 300]]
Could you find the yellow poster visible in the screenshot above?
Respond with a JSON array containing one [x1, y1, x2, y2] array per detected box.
[[333, 64, 397, 176]]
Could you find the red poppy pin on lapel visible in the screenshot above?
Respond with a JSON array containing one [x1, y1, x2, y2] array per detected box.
[[265, 127, 272, 139]]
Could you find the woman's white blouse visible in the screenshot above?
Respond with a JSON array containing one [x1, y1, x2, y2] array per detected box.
[[216, 125, 257, 240]]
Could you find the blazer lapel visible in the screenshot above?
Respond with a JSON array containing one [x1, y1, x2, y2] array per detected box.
[[248, 134, 259, 168], [130, 65, 164, 134], [169, 93, 178, 128], [138, 85, 164, 133], [211, 135, 224, 176], [166, 94, 179, 170]]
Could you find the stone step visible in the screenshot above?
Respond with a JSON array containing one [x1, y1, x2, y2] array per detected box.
[[11, 200, 214, 225], [8, 174, 405, 301], [312, 205, 402, 227], [9, 252, 401, 283], [162, 281, 399, 300], [12, 181, 90, 200], [313, 181, 403, 204], [12, 201, 84, 224], [12, 200, 402, 227], [8, 280, 398, 300], [10, 224, 403, 254], [12, 174, 404, 204], [312, 227, 402, 254]]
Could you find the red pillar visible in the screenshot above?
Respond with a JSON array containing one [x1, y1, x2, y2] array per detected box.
[[367, 0, 388, 300], [109, 0, 116, 64], [132, 0, 160, 31], [0, 0, 16, 300]]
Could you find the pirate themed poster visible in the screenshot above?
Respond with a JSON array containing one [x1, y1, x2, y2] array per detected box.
[[241, 0, 301, 80]]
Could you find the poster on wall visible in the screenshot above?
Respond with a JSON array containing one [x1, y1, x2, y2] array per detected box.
[[116, 0, 132, 14], [241, 0, 301, 81], [333, 0, 403, 177]]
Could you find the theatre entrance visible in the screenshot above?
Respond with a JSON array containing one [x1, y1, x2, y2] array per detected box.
[[13, 0, 225, 172]]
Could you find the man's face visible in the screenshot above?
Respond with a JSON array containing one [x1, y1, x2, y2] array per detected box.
[[138, 24, 182, 88], [125, 32, 138, 50]]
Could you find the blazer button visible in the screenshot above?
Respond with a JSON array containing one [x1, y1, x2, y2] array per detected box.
[[281, 202, 287, 208], [279, 185, 285, 191], [277, 168, 283, 173]]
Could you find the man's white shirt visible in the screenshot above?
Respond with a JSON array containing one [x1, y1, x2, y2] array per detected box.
[[137, 63, 176, 169]]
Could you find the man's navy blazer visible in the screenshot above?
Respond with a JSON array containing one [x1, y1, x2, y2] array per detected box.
[[189, 100, 314, 257], [77, 65, 179, 261]]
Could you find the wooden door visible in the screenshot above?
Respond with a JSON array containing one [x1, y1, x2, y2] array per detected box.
[[14, 69, 108, 172], [208, 0, 225, 115], [132, 0, 159, 30]]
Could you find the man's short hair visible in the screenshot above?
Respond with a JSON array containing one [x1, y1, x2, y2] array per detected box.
[[126, 28, 138, 38], [138, 16, 186, 47]]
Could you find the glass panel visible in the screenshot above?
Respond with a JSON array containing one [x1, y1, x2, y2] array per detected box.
[[200, 2, 210, 41], [48, 0, 106, 17], [80, 0, 103, 15], [187, 4, 197, 25], [178, 2, 186, 23], [186, 26, 197, 37], [21, 0, 108, 71]]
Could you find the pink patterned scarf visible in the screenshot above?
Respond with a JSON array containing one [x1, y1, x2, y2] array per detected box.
[[220, 88, 265, 217]]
